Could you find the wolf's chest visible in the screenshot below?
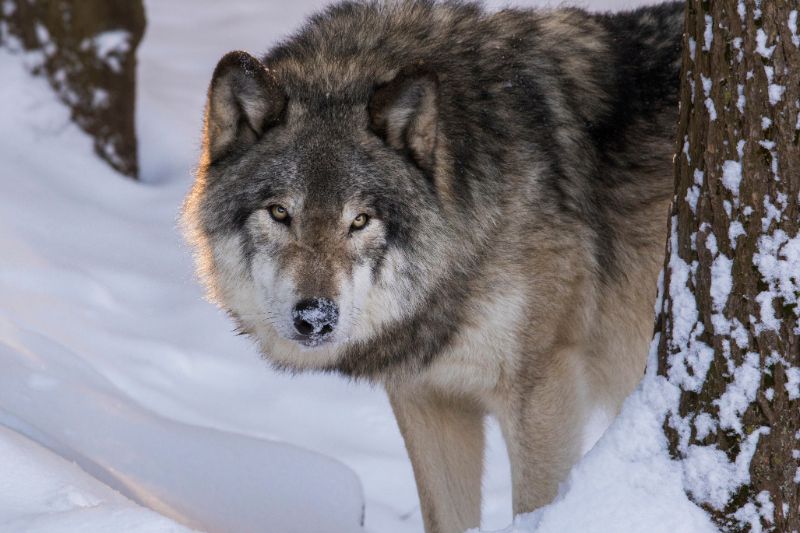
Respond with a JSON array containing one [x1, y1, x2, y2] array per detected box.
[[419, 291, 526, 398]]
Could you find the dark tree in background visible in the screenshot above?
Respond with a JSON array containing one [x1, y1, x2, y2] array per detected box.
[[655, 0, 799, 531], [0, 0, 146, 178]]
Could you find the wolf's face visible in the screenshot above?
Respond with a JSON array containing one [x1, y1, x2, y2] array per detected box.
[[183, 52, 452, 370], [240, 173, 385, 350], [220, 125, 412, 358]]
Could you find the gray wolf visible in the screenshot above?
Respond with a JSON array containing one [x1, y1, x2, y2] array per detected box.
[[182, 1, 684, 531]]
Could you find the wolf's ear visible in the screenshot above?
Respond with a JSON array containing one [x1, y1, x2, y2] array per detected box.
[[369, 67, 439, 175], [204, 51, 286, 161]]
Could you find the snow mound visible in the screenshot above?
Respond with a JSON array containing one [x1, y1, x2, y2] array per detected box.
[[0, 425, 194, 533]]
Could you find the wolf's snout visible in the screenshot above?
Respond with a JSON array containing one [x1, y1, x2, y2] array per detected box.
[[292, 298, 339, 338]]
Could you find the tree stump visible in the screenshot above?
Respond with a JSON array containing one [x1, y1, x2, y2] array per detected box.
[[0, 0, 146, 178]]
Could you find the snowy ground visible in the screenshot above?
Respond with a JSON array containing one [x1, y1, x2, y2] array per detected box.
[[0, 0, 717, 532]]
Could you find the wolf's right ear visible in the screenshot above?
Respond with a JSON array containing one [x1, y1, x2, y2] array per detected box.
[[368, 66, 439, 176], [204, 51, 286, 162]]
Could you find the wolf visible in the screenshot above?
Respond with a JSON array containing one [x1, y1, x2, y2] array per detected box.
[[182, 1, 684, 531]]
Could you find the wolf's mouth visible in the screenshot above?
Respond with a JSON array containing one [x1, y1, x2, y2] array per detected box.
[[292, 333, 335, 348]]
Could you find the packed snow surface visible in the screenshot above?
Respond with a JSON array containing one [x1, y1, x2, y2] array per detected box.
[[0, 0, 713, 532], [0, 425, 195, 533]]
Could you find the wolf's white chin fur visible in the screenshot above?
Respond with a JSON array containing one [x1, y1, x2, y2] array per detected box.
[[255, 325, 343, 368]]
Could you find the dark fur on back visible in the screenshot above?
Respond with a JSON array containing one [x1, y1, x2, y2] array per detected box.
[[264, 0, 683, 278], [253, 1, 683, 377]]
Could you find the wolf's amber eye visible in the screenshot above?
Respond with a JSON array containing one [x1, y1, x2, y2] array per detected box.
[[351, 213, 369, 231], [268, 204, 290, 223]]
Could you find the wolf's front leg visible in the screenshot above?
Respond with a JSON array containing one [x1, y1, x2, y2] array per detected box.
[[387, 384, 485, 533], [493, 350, 586, 516]]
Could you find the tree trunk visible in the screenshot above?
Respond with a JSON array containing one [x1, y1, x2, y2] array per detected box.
[[0, 0, 146, 178], [656, 0, 800, 530]]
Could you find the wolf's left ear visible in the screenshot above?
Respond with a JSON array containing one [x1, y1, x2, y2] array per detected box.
[[369, 66, 439, 175], [205, 51, 286, 162]]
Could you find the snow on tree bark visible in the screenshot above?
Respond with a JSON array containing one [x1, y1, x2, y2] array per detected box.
[[0, 0, 146, 178], [654, 0, 800, 530]]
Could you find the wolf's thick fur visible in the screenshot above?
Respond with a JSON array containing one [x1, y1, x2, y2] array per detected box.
[[182, 2, 684, 531]]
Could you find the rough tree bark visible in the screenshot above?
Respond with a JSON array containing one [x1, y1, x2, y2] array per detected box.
[[655, 0, 800, 531], [0, 0, 146, 178]]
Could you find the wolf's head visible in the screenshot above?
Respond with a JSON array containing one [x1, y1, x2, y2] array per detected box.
[[182, 50, 461, 372]]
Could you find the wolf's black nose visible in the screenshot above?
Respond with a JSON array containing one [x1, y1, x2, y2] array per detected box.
[[292, 298, 339, 337]]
